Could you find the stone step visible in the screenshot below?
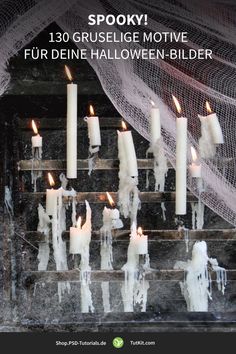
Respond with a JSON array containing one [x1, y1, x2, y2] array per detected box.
[[21, 269, 236, 286], [18, 117, 123, 130], [19, 191, 197, 203], [17, 275, 236, 316], [25, 229, 236, 242], [18, 312, 236, 332], [18, 196, 229, 231], [18, 158, 173, 171], [21, 240, 236, 270]]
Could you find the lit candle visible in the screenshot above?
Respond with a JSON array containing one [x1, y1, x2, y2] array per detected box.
[[100, 192, 123, 271], [46, 173, 59, 216], [31, 119, 42, 148], [103, 192, 123, 228], [150, 100, 161, 146], [118, 121, 138, 177], [69, 200, 92, 255], [69, 216, 83, 254], [173, 95, 187, 215], [131, 226, 148, 255], [205, 101, 224, 144], [65, 65, 77, 179], [189, 146, 201, 178], [85, 104, 101, 146]]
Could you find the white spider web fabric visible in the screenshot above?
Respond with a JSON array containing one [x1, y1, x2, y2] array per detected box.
[[1, 0, 236, 226]]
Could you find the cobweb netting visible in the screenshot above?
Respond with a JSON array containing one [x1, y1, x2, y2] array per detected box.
[[0, 0, 236, 226]]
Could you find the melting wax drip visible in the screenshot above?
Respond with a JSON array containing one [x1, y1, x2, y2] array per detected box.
[[146, 137, 168, 193], [117, 129, 140, 225], [75, 200, 94, 313], [161, 202, 166, 221], [48, 176, 77, 302], [191, 201, 205, 230], [80, 265, 94, 313], [100, 228, 113, 271], [101, 282, 111, 313], [51, 188, 70, 302], [121, 231, 150, 312], [176, 218, 189, 253], [88, 147, 99, 176], [4, 186, 14, 217], [198, 116, 216, 159], [31, 147, 42, 192], [100, 207, 123, 312], [37, 204, 51, 271], [174, 241, 227, 311]]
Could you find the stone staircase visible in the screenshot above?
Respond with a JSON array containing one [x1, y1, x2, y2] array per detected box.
[[9, 114, 236, 332]]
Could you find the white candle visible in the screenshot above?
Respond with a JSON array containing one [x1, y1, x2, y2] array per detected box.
[[31, 120, 42, 148], [46, 173, 59, 216], [85, 105, 101, 146], [173, 96, 187, 215], [189, 146, 201, 178], [69, 201, 92, 255], [205, 101, 224, 144], [65, 65, 77, 179], [131, 226, 148, 255], [150, 101, 161, 146], [103, 192, 123, 229], [119, 121, 138, 177], [70, 217, 83, 254]]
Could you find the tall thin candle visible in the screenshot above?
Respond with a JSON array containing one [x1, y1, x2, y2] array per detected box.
[[173, 95, 187, 215], [65, 65, 77, 179]]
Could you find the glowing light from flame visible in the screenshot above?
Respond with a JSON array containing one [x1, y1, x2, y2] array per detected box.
[[65, 65, 73, 82], [206, 101, 212, 114], [31, 119, 38, 135], [121, 120, 127, 130], [89, 104, 95, 116], [76, 216, 82, 229], [172, 95, 182, 115], [48, 172, 55, 187], [106, 192, 115, 207], [191, 146, 198, 163], [137, 227, 143, 236], [150, 100, 155, 107]]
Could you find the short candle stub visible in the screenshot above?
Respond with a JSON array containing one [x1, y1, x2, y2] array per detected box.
[[189, 146, 202, 178], [205, 101, 224, 145]]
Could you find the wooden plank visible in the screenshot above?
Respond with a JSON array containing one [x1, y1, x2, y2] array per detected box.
[[21, 269, 236, 285], [18, 159, 173, 171], [19, 191, 197, 203], [18, 117, 123, 130], [24, 229, 236, 242]]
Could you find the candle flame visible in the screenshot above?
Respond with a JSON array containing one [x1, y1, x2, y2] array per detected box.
[[206, 101, 212, 114], [172, 95, 182, 115], [150, 100, 155, 107], [137, 227, 143, 236], [191, 146, 198, 162], [65, 65, 73, 82], [106, 192, 115, 207], [48, 172, 55, 187], [121, 120, 127, 130], [76, 216, 82, 229], [89, 104, 95, 116], [31, 119, 38, 135]]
